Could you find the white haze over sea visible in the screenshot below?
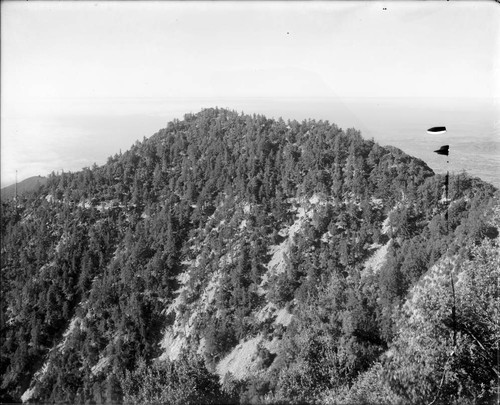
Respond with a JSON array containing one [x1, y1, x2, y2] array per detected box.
[[2, 96, 498, 189]]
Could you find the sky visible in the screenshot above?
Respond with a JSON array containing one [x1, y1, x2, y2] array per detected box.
[[2, 1, 499, 187]]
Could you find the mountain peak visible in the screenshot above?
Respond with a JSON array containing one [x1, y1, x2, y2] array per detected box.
[[1, 109, 497, 404]]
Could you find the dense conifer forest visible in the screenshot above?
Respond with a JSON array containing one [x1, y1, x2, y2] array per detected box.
[[1, 108, 498, 404]]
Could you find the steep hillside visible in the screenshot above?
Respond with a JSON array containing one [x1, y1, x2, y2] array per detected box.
[[1, 108, 498, 404], [1, 176, 47, 201]]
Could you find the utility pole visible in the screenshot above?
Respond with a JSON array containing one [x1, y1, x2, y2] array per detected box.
[[430, 132, 456, 346], [15, 170, 18, 202], [427, 127, 457, 405]]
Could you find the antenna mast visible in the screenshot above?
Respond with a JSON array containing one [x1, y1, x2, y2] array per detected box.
[[15, 170, 18, 202]]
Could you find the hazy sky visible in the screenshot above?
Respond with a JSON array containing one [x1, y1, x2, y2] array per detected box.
[[2, 1, 499, 187]]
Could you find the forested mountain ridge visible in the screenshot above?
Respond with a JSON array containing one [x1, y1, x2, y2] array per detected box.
[[1, 108, 498, 404]]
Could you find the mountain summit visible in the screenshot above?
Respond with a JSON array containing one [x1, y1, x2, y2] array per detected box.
[[1, 108, 498, 404]]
